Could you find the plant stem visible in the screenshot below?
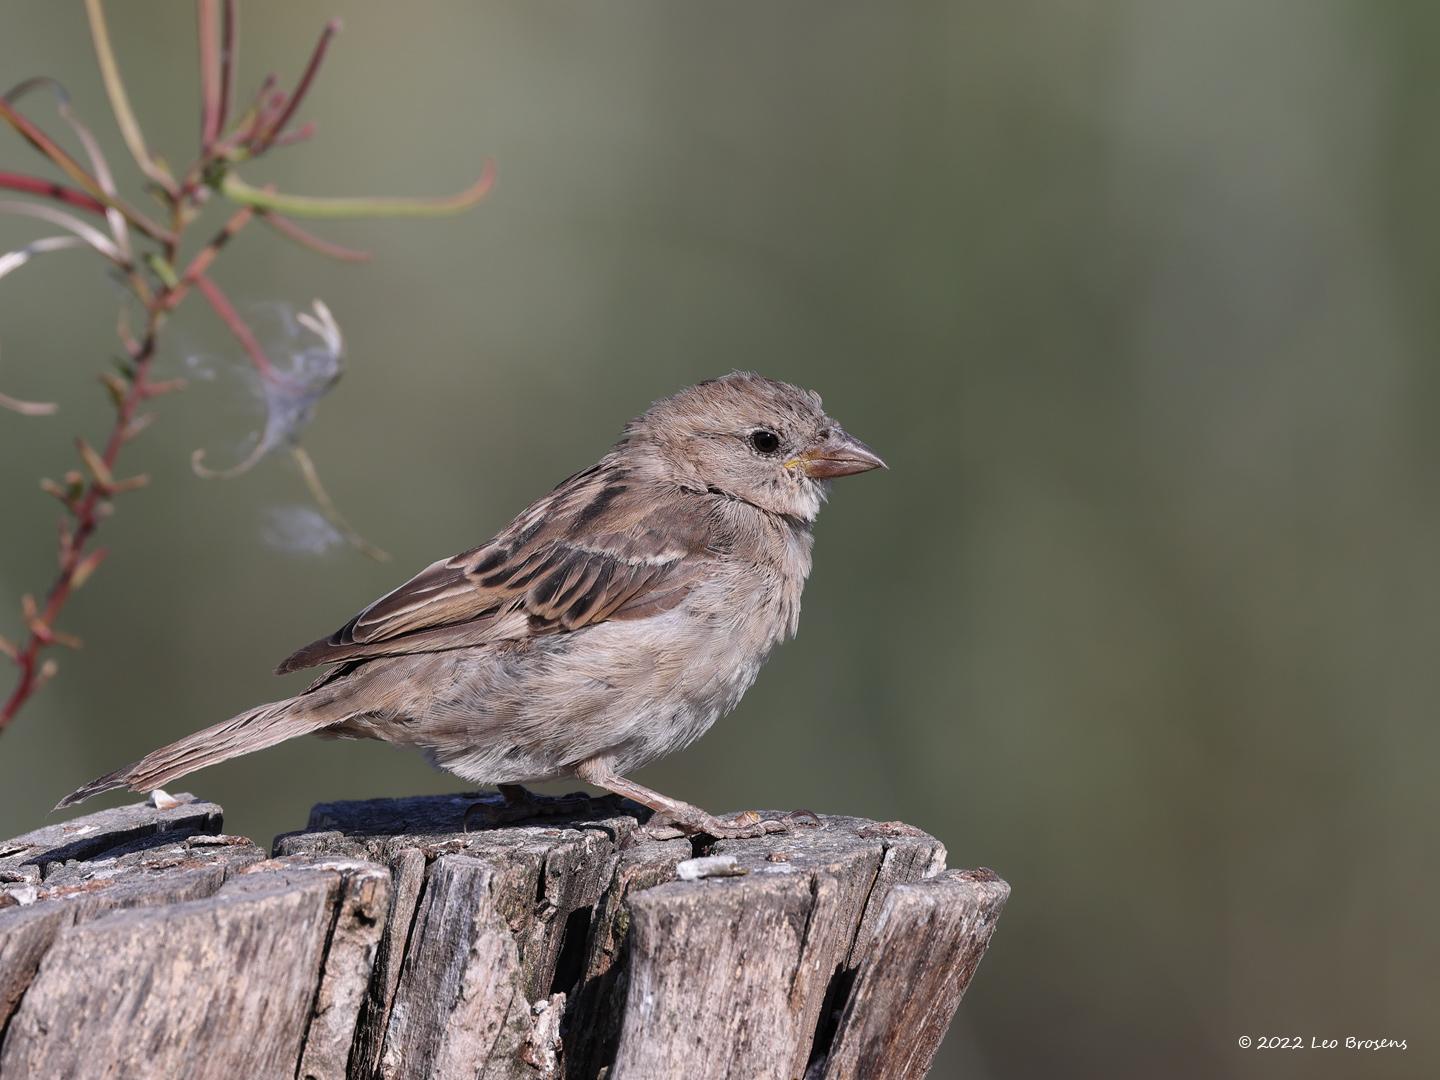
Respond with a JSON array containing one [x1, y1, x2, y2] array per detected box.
[[259, 211, 370, 261], [84, 0, 174, 192], [219, 161, 495, 219], [0, 100, 174, 243], [252, 18, 339, 150], [0, 305, 166, 732], [1, 3, 489, 735], [193, 272, 278, 381], [217, 0, 238, 139], [0, 172, 107, 216], [197, 0, 223, 149]]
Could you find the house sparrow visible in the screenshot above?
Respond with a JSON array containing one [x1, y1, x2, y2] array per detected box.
[[58, 373, 885, 838]]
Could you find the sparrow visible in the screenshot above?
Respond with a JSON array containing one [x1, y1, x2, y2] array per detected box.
[[59, 373, 886, 838]]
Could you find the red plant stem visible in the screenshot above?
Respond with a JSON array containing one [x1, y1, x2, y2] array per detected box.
[[238, 74, 276, 135], [3, 9, 488, 733], [259, 210, 370, 261], [0, 172, 108, 215], [0, 310, 165, 732], [162, 203, 254, 310], [193, 273, 279, 381], [267, 121, 316, 149], [199, 71, 274, 162], [197, 0, 223, 148], [254, 19, 339, 150], [0, 202, 257, 731], [218, 0, 237, 136], [0, 99, 174, 244]]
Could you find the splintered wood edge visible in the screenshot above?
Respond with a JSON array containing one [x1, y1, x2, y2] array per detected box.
[[0, 794, 224, 886], [818, 868, 1011, 1080], [0, 796, 261, 1051], [1, 796, 1008, 1080], [0, 866, 341, 1078], [611, 874, 820, 1079]]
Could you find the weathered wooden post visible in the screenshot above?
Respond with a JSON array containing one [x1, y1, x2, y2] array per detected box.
[[0, 793, 1007, 1078]]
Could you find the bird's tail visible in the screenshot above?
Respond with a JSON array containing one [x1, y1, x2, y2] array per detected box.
[[56, 695, 339, 810]]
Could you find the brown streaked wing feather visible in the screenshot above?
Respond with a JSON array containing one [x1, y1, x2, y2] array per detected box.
[[275, 460, 710, 673]]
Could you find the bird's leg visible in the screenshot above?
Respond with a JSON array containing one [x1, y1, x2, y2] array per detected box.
[[574, 757, 815, 840], [460, 783, 597, 832]]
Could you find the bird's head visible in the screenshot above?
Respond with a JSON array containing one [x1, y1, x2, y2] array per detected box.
[[623, 372, 886, 521]]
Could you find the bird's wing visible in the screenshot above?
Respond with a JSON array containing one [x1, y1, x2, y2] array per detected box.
[[275, 460, 710, 673]]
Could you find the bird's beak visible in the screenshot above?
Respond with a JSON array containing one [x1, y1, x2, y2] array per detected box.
[[788, 429, 888, 479]]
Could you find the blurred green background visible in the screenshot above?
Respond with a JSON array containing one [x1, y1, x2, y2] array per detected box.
[[3, 2, 1437, 1077]]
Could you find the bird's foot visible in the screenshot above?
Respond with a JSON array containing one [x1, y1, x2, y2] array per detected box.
[[639, 807, 824, 841], [461, 785, 597, 832]]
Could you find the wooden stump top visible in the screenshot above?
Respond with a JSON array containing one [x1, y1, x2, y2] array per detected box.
[[0, 792, 1007, 1079]]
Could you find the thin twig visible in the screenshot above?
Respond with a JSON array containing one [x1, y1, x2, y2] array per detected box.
[[218, 0, 237, 137], [0, 318, 164, 731], [0, 99, 173, 243], [1, 4, 489, 734], [0, 172, 106, 215], [0, 234, 87, 282], [0, 392, 58, 416], [59, 103, 129, 259], [203, 71, 276, 162], [5, 77, 131, 258], [83, 0, 175, 192], [0, 200, 127, 265], [259, 212, 371, 261], [6, 297, 76, 437], [267, 121, 316, 149], [252, 18, 340, 151], [197, 0, 223, 149], [162, 202, 255, 310], [193, 272, 279, 381]]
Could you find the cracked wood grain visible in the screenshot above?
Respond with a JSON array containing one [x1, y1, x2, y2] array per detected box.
[[256, 857, 392, 1080], [0, 795, 261, 1052], [376, 854, 529, 1079], [0, 866, 338, 1078], [816, 868, 1011, 1079], [0, 794, 1006, 1079]]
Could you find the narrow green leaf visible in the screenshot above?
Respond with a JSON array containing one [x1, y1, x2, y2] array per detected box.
[[219, 161, 494, 219]]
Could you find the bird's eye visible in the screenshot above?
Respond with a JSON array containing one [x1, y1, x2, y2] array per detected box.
[[749, 429, 781, 455]]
